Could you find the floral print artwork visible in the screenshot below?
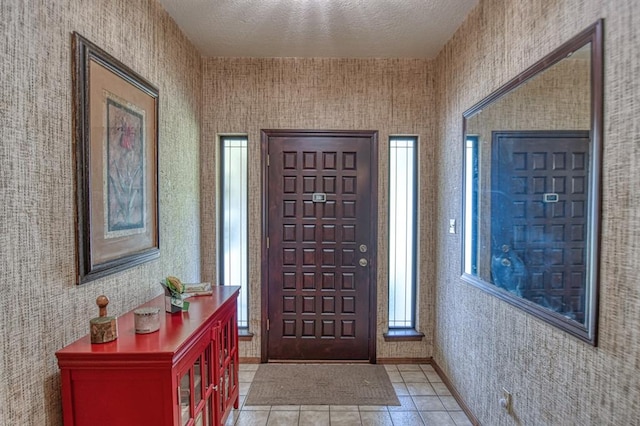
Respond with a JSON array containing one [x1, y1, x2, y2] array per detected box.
[[106, 97, 145, 233]]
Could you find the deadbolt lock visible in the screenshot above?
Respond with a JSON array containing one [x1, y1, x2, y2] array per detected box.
[[359, 244, 368, 253]]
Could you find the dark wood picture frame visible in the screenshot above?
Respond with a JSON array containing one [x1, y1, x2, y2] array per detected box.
[[72, 32, 159, 284]]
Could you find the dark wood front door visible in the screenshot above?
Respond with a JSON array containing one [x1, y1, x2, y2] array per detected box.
[[491, 130, 590, 323], [261, 130, 378, 361]]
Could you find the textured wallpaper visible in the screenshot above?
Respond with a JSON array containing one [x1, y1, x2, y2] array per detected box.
[[201, 57, 436, 360], [4, 0, 638, 424], [434, 0, 640, 424], [0, 0, 202, 424]]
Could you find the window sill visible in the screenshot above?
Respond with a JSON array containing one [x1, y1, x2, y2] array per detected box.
[[383, 329, 425, 342], [238, 329, 254, 341]]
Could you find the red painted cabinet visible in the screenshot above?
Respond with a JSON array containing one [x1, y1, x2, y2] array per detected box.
[[56, 286, 240, 426]]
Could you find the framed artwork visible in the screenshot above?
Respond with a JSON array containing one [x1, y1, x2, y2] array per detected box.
[[72, 32, 159, 284]]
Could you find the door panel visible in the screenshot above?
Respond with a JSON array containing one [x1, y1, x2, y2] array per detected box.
[[491, 130, 589, 323], [263, 130, 377, 361]]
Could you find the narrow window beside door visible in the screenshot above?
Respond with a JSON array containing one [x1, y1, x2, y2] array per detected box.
[[388, 136, 418, 329], [464, 135, 479, 275], [219, 136, 248, 329]]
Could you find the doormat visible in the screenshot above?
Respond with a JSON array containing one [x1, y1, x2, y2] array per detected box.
[[244, 364, 400, 406]]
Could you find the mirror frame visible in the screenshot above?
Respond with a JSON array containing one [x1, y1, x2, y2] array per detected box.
[[461, 19, 603, 345]]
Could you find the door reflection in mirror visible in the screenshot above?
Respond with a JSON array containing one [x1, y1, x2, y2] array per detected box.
[[490, 130, 589, 323]]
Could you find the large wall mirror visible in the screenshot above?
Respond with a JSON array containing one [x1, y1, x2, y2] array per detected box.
[[461, 20, 603, 344]]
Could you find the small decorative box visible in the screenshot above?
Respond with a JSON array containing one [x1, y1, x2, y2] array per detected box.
[[134, 307, 160, 334]]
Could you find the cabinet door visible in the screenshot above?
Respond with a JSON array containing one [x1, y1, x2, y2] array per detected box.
[[211, 322, 222, 425], [202, 337, 214, 426], [177, 335, 213, 426], [213, 305, 239, 425], [178, 367, 192, 425]]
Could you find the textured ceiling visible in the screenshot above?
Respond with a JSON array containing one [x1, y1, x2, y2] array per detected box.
[[156, 0, 479, 59]]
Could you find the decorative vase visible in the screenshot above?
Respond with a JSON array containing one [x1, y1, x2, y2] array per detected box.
[[163, 286, 184, 313]]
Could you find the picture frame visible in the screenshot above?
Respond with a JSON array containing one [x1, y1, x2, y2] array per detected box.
[[72, 32, 160, 284]]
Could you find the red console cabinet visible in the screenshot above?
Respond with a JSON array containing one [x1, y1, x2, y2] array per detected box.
[[56, 286, 240, 426]]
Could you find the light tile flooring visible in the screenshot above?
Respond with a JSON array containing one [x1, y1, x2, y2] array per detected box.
[[225, 363, 473, 426]]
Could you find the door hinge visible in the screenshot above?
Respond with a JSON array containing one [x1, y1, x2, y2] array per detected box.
[[266, 319, 270, 331], [266, 237, 270, 249], [267, 154, 270, 166]]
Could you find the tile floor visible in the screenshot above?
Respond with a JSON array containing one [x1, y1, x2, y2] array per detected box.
[[225, 363, 473, 426]]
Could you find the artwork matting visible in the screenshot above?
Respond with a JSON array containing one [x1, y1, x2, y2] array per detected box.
[[73, 32, 159, 284]]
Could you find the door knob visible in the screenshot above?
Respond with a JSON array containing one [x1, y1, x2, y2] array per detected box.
[[359, 258, 368, 267]]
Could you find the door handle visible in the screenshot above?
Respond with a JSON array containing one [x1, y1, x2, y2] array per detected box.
[[359, 258, 368, 267]]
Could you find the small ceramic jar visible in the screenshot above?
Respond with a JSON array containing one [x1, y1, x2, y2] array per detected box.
[[134, 307, 160, 334]]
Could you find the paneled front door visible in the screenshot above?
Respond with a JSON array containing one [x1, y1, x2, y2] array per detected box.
[[262, 130, 378, 361]]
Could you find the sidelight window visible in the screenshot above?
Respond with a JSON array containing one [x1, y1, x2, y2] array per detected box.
[[388, 136, 418, 329], [464, 135, 479, 275], [219, 135, 248, 328]]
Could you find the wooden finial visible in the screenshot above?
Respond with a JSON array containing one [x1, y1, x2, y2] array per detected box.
[[90, 295, 117, 344], [96, 295, 109, 317]]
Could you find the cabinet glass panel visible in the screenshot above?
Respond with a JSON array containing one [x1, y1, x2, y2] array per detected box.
[[180, 370, 191, 426], [222, 323, 229, 361], [204, 345, 211, 389], [194, 357, 203, 406], [230, 357, 236, 391]]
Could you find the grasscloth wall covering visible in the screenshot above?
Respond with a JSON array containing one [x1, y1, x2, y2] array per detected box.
[[201, 58, 436, 360], [5, 0, 639, 424], [435, 0, 640, 424], [1, 0, 202, 424]]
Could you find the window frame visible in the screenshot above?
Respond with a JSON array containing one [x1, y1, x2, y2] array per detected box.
[[387, 135, 419, 331], [218, 134, 249, 330]]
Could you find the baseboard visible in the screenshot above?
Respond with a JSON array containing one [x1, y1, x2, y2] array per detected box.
[[376, 357, 433, 364], [432, 360, 481, 426], [245, 357, 433, 365], [246, 357, 431, 364]]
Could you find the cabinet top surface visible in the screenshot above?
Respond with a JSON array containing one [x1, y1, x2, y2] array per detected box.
[[55, 286, 240, 362]]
